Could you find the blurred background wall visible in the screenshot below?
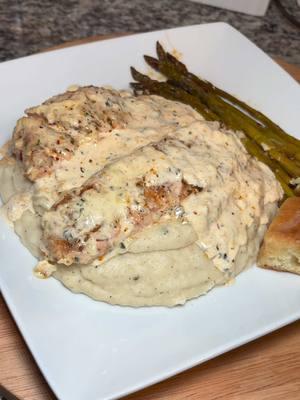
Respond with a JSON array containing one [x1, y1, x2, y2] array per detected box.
[[0, 0, 299, 65]]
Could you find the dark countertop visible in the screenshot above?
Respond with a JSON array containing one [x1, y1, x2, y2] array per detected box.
[[0, 0, 299, 65]]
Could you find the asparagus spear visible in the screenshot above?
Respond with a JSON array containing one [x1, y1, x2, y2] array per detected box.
[[131, 45, 300, 196], [154, 42, 300, 150], [145, 49, 300, 160], [205, 97, 300, 178], [145, 45, 300, 176], [131, 67, 218, 121], [242, 138, 294, 197], [131, 68, 295, 196], [141, 60, 300, 177]]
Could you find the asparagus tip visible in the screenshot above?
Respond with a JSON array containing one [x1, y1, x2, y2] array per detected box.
[[156, 41, 166, 61], [130, 66, 140, 80], [144, 55, 160, 70]]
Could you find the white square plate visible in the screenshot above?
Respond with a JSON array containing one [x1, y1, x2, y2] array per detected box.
[[0, 23, 299, 400]]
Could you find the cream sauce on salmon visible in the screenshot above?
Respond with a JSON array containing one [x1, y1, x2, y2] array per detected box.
[[0, 86, 282, 306]]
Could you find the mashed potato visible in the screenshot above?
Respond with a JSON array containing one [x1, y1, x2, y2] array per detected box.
[[0, 87, 282, 306]]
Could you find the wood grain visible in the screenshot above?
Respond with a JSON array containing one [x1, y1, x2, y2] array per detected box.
[[0, 34, 299, 400]]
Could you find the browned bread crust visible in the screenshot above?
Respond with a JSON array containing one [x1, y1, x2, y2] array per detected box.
[[258, 197, 300, 275]]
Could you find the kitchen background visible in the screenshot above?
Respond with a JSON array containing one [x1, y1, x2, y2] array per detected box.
[[0, 0, 299, 65]]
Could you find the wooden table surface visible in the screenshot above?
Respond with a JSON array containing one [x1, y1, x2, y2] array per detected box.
[[1, 34, 300, 400]]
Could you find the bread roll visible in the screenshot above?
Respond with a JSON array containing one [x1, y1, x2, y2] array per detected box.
[[258, 197, 300, 275]]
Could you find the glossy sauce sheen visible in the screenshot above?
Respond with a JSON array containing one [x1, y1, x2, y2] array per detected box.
[[0, 87, 282, 306]]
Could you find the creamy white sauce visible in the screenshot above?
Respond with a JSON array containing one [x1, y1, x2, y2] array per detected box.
[[0, 87, 283, 307]]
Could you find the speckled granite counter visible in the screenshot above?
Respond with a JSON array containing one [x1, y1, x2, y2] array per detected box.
[[0, 0, 299, 65]]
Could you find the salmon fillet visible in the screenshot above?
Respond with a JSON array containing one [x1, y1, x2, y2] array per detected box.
[[12, 86, 203, 182], [41, 141, 202, 265]]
